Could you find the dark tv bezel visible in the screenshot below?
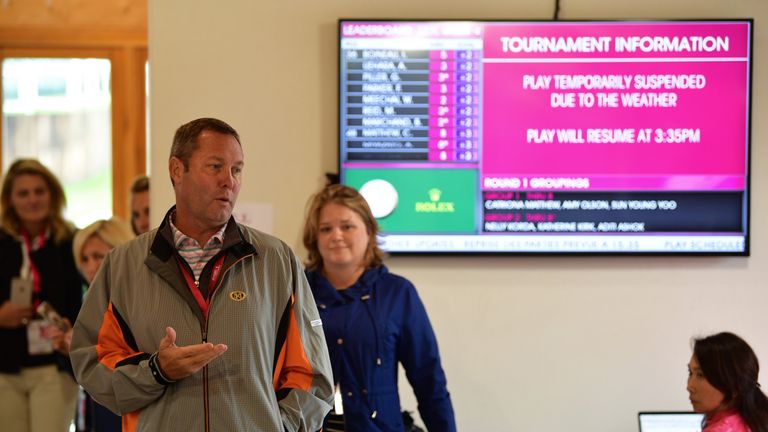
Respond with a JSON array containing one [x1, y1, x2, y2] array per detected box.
[[337, 18, 753, 257]]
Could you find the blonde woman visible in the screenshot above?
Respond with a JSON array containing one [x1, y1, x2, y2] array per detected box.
[[72, 218, 134, 285], [51, 218, 133, 432], [0, 159, 83, 432], [51, 218, 134, 353]]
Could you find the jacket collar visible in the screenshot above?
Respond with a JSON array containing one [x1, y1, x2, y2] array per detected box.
[[309, 265, 388, 305], [150, 205, 256, 262], [144, 206, 257, 325], [706, 408, 740, 425]]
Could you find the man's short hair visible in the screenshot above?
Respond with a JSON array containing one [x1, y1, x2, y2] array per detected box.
[[170, 118, 241, 170]]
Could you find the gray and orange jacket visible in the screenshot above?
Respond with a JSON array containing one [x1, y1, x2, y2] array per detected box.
[[70, 208, 334, 431]]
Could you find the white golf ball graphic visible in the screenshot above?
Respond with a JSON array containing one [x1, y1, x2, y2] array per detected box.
[[359, 179, 399, 219]]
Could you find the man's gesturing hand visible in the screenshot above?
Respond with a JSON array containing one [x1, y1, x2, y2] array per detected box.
[[156, 326, 228, 381]]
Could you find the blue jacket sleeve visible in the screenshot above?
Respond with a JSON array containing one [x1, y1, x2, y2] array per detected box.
[[397, 281, 456, 432]]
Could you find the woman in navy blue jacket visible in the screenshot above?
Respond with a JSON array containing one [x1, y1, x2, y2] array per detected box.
[[302, 184, 456, 432]]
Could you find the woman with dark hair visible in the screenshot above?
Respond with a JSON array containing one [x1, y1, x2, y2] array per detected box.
[[302, 184, 455, 432], [129, 175, 150, 235], [688, 332, 768, 432]]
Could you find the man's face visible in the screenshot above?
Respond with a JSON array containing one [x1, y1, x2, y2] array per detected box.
[[170, 130, 243, 230]]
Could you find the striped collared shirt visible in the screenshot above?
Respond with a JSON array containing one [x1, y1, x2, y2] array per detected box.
[[169, 214, 226, 283]]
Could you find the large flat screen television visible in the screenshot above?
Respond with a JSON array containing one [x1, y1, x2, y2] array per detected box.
[[338, 19, 752, 254]]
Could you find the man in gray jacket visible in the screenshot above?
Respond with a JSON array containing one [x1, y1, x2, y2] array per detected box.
[[71, 117, 333, 431]]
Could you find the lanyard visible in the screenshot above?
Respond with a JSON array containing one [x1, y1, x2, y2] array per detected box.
[[20, 231, 46, 307], [176, 255, 225, 319]]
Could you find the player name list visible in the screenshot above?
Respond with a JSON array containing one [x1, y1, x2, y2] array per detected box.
[[341, 44, 482, 163]]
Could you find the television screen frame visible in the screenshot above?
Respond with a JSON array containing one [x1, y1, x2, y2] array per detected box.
[[337, 19, 753, 256]]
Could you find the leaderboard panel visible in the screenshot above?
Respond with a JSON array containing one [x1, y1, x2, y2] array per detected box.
[[338, 20, 752, 254], [341, 40, 481, 163]]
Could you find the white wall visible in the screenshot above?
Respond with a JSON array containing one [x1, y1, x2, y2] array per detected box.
[[148, 0, 768, 430]]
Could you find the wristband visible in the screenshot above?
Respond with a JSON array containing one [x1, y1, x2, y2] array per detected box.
[[149, 352, 176, 385]]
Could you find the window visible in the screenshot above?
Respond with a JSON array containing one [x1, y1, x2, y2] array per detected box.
[[2, 58, 113, 226], [0, 44, 147, 228]]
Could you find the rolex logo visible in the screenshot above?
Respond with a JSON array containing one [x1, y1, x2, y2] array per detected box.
[[428, 188, 442, 202], [415, 188, 455, 213]]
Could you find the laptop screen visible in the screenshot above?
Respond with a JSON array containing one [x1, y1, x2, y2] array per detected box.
[[638, 412, 704, 432]]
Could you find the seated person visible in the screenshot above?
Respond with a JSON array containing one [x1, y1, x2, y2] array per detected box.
[[687, 332, 768, 432]]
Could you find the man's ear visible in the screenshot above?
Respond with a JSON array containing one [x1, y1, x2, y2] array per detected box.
[[169, 157, 184, 186]]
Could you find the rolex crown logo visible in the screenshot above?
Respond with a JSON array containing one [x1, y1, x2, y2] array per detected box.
[[428, 188, 442, 202]]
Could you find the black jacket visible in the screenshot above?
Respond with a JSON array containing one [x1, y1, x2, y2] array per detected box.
[[0, 228, 83, 374]]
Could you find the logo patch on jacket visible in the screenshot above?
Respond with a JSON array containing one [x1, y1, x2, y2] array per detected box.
[[229, 291, 247, 301]]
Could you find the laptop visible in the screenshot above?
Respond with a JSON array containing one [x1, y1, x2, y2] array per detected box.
[[638, 411, 704, 432]]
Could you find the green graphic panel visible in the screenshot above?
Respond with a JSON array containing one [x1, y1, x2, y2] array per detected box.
[[346, 168, 477, 233]]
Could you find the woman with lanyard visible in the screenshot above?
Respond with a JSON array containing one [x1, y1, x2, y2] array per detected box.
[[302, 184, 456, 432], [0, 159, 84, 432]]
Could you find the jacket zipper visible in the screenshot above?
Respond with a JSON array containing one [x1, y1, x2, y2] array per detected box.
[[203, 322, 210, 432], [200, 253, 253, 432]]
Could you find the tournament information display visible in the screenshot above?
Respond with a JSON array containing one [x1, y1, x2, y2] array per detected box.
[[339, 20, 752, 254]]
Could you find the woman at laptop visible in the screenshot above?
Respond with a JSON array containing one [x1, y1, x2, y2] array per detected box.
[[687, 332, 768, 432]]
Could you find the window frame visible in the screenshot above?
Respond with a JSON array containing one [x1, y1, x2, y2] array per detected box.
[[0, 31, 148, 222]]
